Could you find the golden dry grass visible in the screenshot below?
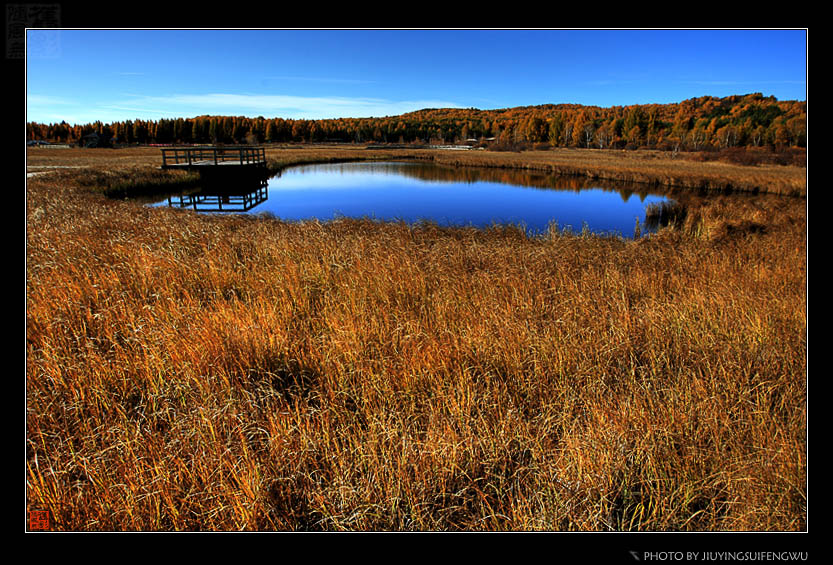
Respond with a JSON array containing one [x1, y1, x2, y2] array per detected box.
[[26, 146, 806, 531], [27, 144, 806, 196], [430, 148, 806, 196]]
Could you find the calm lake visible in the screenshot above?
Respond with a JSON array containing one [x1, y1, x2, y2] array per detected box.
[[155, 160, 675, 237]]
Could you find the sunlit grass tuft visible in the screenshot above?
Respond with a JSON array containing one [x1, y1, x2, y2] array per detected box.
[[26, 148, 806, 531]]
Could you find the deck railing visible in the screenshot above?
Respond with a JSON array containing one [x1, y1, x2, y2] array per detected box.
[[166, 183, 268, 212], [161, 146, 266, 168]]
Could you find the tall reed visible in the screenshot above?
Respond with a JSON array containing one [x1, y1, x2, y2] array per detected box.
[[26, 153, 806, 531]]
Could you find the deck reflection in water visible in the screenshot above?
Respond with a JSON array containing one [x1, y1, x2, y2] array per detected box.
[[166, 180, 268, 212]]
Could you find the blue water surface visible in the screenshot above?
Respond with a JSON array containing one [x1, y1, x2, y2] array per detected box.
[[159, 160, 673, 237]]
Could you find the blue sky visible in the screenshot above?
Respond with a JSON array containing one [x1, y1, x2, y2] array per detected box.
[[26, 29, 807, 125]]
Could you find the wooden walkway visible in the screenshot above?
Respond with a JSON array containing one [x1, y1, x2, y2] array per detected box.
[[160, 146, 267, 172]]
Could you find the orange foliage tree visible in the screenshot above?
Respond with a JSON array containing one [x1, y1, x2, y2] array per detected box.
[[27, 93, 806, 152]]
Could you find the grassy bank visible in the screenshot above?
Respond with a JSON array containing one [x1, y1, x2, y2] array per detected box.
[[27, 144, 807, 197], [26, 146, 806, 531], [427, 148, 806, 197]]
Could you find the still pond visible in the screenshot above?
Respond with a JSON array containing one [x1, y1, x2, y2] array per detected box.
[[154, 160, 675, 238]]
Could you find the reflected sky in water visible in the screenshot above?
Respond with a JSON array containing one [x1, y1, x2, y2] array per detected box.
[[161, 161, 673, 237]]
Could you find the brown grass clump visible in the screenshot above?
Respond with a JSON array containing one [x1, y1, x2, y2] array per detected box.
[[26, 148, 806, 531]]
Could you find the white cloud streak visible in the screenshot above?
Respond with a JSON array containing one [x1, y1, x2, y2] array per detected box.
[[677, 79, 806, 87], [28, 92, 465, 124], [119, 93, 462, 119], [264, 76, 376, 85]]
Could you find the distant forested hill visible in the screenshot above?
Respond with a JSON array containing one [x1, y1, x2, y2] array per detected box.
[[27, 93, 806, 152]]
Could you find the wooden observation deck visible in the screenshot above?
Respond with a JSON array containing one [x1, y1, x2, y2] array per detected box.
[[160, 146, 268, 181]]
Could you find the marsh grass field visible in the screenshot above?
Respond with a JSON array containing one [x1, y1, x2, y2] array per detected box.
[[26, 145, 806, 531]]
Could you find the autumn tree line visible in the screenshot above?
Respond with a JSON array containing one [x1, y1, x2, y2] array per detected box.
[[27, 93, 805, 153]]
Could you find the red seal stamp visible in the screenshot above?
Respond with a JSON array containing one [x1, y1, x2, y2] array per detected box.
[[29, 510, 50, 530]]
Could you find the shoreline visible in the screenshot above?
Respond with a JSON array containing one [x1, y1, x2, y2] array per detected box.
[[27, 145, 807, 197]]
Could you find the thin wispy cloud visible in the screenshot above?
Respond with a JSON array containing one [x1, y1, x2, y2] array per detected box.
[[27, 94, 84, 122], [100, 92, 463, 120], [26, 91, 465, 124], [264, 75, 376, 85], [678, 79, 806, 86], [586, 79, 637, 87], [27, 94, 73, 106]]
